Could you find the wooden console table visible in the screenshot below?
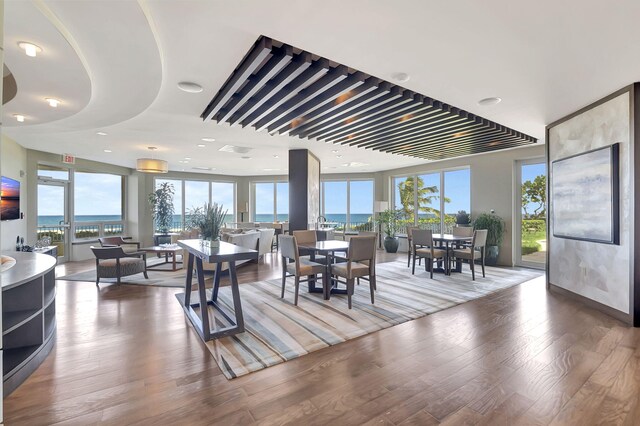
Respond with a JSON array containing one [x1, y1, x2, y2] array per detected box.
[[175, 239, 257, 342]]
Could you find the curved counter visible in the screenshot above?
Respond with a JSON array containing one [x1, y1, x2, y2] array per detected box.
[[0, 252, 57, 396]]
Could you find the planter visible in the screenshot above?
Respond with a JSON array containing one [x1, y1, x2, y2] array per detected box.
[[384, 236, 399, 253], [485, 245, 499, 265]]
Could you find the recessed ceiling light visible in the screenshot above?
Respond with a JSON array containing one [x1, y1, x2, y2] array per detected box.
[[184, 157, 191, 160], [391, 72, 410, 83], [103, 149, 112, 153], [96, 131, 108, 136], [18, 42, 42, 57], [177, 81, 203, 93], [273, 155, 279, 158], [197, 144, 206, 148], [201, 137, 216, 142], [192, 166, 214, 171], [241, 156, 251, 160], [219, 145, 251, 154], [14, 114, 25, 122], [178, 160, 189, 164], [331, 150, 339, 153], [478, 97, 502, 106], [45, 98, 60, 108], [336, 155, 342, 158]]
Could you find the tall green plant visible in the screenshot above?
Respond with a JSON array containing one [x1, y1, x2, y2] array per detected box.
[[378, 208, 402, 238], [148, 182, 175, 234], [187, 203, 227, 240], [473, 212, 506, 246]]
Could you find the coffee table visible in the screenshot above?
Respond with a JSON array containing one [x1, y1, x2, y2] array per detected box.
[[141, 245, 183, 271]]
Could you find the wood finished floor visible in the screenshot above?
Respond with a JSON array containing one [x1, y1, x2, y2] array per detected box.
[[4, 252, 639, 425]]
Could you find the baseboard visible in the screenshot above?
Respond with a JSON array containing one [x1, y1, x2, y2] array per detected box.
[[548, 283, 632, 325]]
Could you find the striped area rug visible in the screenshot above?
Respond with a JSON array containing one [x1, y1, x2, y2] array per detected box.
[[203, 260, 543, 379]]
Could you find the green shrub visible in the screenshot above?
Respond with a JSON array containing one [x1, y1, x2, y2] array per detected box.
[[522, 219, 546, 233], [473, 212, 506, 246]]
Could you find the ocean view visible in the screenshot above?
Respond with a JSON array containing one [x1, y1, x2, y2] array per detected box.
[[37, 214, 375, 226]]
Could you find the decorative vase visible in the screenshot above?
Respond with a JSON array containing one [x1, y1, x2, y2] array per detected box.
[[384, 236, 399, 253], [210, 239, 220, 248], [485, 245, 499, 265]]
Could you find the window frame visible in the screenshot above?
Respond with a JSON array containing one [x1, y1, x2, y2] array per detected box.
[[391, 166, 471, 234]]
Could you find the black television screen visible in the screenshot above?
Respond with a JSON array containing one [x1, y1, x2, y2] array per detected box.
[[1, 176, 21, 221]]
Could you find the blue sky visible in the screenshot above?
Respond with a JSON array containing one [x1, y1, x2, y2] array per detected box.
[[38, 173, 123, 217]]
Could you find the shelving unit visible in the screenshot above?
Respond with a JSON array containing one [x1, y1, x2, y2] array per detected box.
[[1, 252, 57, 396]]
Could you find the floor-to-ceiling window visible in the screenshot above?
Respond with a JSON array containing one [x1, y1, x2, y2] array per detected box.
[[254, 182, 276, 222], [516, 160, 546, 268], [321, 179, 374, 231], [251, 181, 289, 222], [73, 171, 125, 239], [155, 178, 236, 230], [393, 167, 470, 233], [211, 182, 235, 219], [444, 169, 471, 234], [348, 180, 374, 230]]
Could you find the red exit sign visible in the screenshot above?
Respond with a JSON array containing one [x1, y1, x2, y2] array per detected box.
[[62, 153, 76, 164]]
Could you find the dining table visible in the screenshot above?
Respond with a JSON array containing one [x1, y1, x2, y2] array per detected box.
[[297, 240, 350, 300], [431, 233, 473, 274]]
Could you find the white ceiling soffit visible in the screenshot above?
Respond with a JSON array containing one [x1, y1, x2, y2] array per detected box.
[[2, 0, 91, 127], [4, 1, 640, 176]]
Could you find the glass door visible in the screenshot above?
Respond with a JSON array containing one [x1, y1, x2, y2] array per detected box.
[[37, 182, 70, 263], [516, 159, 547, 268]]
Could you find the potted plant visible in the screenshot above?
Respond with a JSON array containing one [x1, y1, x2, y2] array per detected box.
[[472, 211, 506, 265], [378, 208, 402, 253], [455, 210, 471, 226], [148, 182, 175, 237], [187, 203, 228, 247]]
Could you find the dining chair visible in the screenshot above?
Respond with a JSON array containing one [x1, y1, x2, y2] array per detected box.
[[292, 230, 327, 264], [451, 229, 488, 280], [279, 235, 325, 306], [412, 229, 447, 278], [406, 226, 421, 267], [330, 236, 377, 309]]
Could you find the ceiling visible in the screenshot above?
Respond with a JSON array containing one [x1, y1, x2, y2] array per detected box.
[[3, 0, 640, 176]]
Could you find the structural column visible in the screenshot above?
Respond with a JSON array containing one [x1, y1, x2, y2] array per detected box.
[[288, 149, 320, 232]]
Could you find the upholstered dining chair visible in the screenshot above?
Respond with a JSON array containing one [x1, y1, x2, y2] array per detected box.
[[452, 229, 488, 280], [406, 226, 421, 267], [330, 235, 377, 309], [91, 246, 148, 287], [279, 235, 325, 306], [412, 229, 447, 278], [452, 226, 474, 249], [292, 230, 327, 264]]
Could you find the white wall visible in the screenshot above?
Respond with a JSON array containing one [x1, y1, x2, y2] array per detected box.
[[1, 134, 27, 251], [548, 91, 631, 314]]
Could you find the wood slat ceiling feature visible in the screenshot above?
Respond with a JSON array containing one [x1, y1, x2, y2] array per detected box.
[[201, 36, 537, 160]]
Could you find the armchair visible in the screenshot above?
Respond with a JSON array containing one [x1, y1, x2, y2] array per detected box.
[[91, 246, 149, 286], [98, 237, 142, 255]]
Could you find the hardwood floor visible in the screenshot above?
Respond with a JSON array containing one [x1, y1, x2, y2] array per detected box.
[[4, 252, 639, 425]]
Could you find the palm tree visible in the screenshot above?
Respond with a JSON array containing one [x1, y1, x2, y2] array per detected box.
[[397, 177, 449, 219]]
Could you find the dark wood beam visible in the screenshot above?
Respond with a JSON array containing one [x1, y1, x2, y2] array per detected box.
[[201, 37, 273, 121]]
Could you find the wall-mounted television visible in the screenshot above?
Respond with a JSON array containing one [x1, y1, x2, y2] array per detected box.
[[1, 176, 21, 221]]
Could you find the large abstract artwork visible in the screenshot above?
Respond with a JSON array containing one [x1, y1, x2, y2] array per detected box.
[[551, 143, 619, 244]]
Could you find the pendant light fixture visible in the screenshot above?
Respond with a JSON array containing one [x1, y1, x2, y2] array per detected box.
[[136, 147, 168, 173]]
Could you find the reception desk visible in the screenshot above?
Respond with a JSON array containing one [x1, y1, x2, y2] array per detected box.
[[1, 252, 57, 395]]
